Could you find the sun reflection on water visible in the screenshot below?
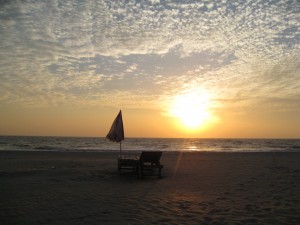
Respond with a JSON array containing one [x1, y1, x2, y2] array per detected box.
[[188, 145, 198, 151]]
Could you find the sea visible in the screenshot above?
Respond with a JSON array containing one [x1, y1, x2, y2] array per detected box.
[[0, 136, 300, 153]]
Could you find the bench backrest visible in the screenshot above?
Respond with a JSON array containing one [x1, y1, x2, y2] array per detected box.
[[139, 151, 162, 164]]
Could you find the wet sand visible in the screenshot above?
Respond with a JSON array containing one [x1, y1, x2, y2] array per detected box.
[[1, 151, 300, 224]]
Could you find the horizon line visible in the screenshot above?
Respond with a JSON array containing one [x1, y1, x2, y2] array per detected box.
[[0, 134, 299, 140]]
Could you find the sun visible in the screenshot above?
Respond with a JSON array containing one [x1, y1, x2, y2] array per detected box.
[[170, 91, 211, 130]]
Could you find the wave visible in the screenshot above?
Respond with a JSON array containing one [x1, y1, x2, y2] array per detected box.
[[1, 136, 300, 153]]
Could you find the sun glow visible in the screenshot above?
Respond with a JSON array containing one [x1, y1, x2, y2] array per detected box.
[[170, 91, 212, 130]]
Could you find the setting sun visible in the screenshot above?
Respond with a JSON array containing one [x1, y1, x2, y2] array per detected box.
[[170, 91, 212, 130]]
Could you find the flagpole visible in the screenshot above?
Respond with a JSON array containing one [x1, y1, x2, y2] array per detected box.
[[120, 141, 122, 157]]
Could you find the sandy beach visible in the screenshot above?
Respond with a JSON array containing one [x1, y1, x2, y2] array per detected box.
[[1, 151, 299, 225]]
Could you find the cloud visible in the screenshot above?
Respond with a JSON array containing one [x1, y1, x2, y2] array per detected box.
[[0, 0, 299, 113]]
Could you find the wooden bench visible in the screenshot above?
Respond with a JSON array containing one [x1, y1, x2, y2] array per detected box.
[[139, 151, 164, 178], [118, 157, 140, 175], [118, 151, 164, 178]]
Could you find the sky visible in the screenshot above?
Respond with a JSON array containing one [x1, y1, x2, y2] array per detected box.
[[0, 0, 299, 138]]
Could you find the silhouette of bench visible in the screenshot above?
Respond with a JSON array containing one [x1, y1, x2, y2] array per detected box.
[[118, 157, 140, 175], [118, 151, 164, 178], [139, 151, 163, 178]]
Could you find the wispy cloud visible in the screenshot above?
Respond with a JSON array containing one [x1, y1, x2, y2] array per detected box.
[[0, 0, 299, 114]]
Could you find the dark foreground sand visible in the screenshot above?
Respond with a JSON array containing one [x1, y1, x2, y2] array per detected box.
[[1, 151, 300, 225]]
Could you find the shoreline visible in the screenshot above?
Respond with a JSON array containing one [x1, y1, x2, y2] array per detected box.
[[3, 149, 300, 154], [1, 151, 300, 224], [1, 136, 300, 153]]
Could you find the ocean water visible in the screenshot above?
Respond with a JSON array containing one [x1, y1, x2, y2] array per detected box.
[[0, 136, 300, 152]]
